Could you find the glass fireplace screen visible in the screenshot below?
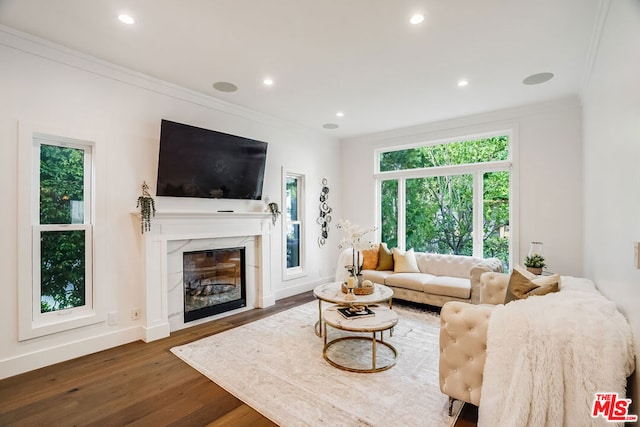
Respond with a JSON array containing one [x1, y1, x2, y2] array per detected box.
[[183, 247, 246, 322]]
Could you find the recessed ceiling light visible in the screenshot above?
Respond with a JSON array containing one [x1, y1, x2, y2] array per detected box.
[[410, 14, 424, 25], [213, 82, 238, 92], [323, 123, 339, 130], [523, 72, 554, 85], [457, 80, 469, 87], [263, 78, 274, 86], [118, 14, 135, 25], [336, 112, 344, 118]]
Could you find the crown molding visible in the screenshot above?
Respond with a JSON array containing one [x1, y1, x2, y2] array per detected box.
[[343, 95, 581, 146], [0, 24, 317, 136]]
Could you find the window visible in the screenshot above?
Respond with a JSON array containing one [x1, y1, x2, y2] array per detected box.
[[405, 174, 474, 255], [376, 134, 512, 269], [380, 180, 398, 249], [282, 171, 306, 279], [18, 125, 99, 340], [36, 142, 92, 315]]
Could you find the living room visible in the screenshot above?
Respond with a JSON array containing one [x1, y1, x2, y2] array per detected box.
[[0, 0, 638, 424]]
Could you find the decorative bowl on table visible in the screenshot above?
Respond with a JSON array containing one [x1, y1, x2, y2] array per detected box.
[[341, 279, 374, 295]]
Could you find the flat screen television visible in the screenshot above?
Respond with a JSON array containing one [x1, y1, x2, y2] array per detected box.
[[156, 120, 268, 200]]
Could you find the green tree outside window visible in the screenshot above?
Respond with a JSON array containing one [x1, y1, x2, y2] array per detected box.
[[39, 144, 86, 313], [379, 136, 510, 268]]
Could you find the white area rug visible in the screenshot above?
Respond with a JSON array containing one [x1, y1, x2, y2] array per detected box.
[[171, 301, 462, 426]]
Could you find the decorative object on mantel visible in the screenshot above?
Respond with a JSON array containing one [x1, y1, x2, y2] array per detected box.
[[317, 177, 332, 247], [263, 196, 281, 225], [268, 203, 281, 225], [337, 219, 376, 293], [136, 181, 156, 234], [524, 241, 546, 275]]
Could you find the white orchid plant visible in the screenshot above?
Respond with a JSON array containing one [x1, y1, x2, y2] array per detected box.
[[336, 219, 377, 275]]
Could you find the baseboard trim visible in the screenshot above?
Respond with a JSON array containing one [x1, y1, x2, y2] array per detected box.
[[274, 276, 332, 300], [0, 326, 143, 380], [142, 322, 171, 343]]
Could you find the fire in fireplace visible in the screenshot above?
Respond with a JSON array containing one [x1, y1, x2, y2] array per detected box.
[[183, 247, 246, 322]]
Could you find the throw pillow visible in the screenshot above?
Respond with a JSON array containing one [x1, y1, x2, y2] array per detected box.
[[504, 265, 560, 303], [392, 248, 420, 273], [361, 247, 379, 270], [376, 243, 394, 271]]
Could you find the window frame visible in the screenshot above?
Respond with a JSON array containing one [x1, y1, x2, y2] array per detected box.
[[17, 122, 104, 340], [33, 138, 94, 323], [281, 168, 306, 281], [374, 130, 517, 268]]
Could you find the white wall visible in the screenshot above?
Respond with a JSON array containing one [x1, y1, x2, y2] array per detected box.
[[341, 97, 584, 275], [0, 27, 340, 378], [582, 0, 640, 406]]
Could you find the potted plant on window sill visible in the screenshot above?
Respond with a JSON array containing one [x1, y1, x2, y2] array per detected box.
[[524, 254, 546, 275]]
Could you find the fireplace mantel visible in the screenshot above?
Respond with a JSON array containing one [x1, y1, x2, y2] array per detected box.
[[134, 210, 274, 341], [149, 210, 272, 220]]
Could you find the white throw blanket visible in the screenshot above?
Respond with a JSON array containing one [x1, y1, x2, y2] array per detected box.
[[479, 277, 635, 427]]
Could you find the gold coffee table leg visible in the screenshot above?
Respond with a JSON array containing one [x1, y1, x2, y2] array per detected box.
[[315, 299, 323, 337], [323, 321, 327, 350], [372, 332, 377, 370]]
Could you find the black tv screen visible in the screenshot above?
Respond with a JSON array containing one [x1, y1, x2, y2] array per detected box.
[[156, 120, 268, 200]]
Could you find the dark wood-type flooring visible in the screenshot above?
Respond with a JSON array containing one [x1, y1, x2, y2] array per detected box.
[[0, 291, 478, 426]]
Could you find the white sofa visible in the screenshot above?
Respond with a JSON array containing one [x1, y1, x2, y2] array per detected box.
[[336, 249, 504, 307], [439, 272, 635, 424]]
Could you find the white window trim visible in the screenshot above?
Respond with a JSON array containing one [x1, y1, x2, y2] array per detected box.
[[374, 129, 518, 268], [281, 168, 307, 281], [17, 121, 105, 340]]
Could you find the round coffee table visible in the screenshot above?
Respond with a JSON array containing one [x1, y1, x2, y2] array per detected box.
[[322, 305, 399, 373], [313, 282, 394, 336]]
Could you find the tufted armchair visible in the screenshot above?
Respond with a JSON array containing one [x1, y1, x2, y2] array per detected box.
[[438, 272, 509, 414]]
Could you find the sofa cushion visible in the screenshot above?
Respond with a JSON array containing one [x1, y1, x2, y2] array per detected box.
[[504, 265, 560, 303], [416, 252, 483, 278], [361, 247, 379, 270], [384, 272, 436, 292], [376, 243, 394, 271], [424, 276, 472, 299], [392, 248, 420, 273], [362, 269, 393, 285]]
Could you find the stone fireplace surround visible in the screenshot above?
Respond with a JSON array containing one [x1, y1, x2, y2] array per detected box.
[[140, 210, 274, 342]]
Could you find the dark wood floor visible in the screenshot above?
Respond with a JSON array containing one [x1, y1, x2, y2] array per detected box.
[[0, 291, 478, 426]]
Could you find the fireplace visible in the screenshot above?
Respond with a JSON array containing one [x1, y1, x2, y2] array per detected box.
[[137, 210, 274, 342], [183, 247, 246, 322]]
